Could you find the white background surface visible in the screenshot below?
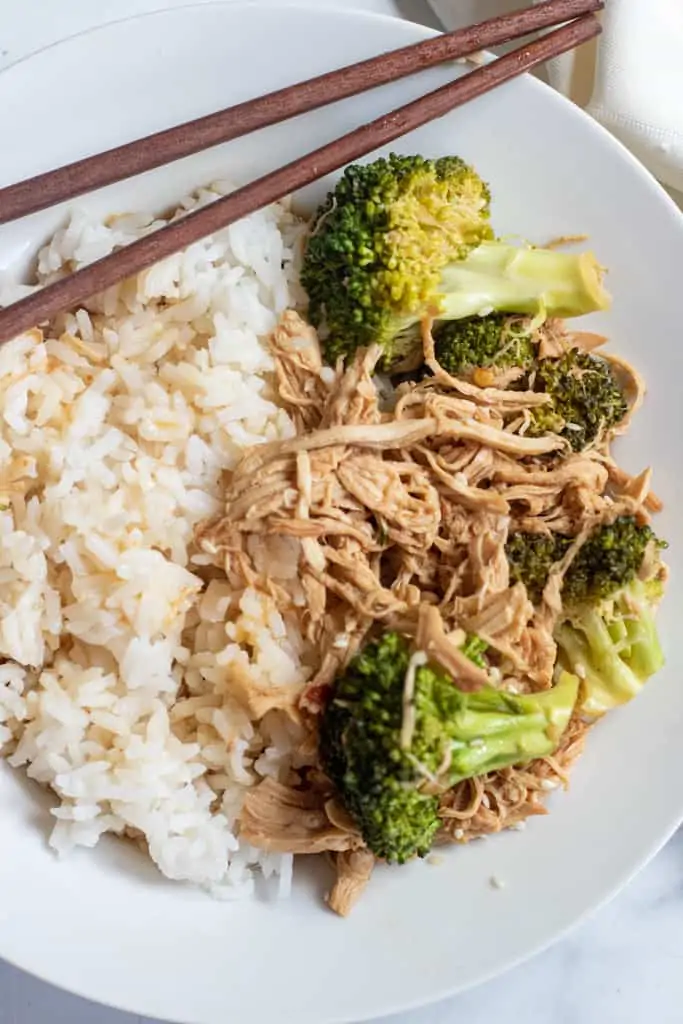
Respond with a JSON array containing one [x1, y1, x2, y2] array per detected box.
[[0, 2, 681, 1024]]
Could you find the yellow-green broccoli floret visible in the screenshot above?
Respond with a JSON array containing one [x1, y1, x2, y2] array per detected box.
[[319, 631, 578, 864], [506, 518, 667, 714], [302, 154, 611, 369]]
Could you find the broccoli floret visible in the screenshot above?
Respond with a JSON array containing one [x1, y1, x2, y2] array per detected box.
[[507, 518, 659, 606], [433, 313, 536, 376], [506, 518, 667, 714], [555, 577, 664, 715], [302, 154, 611, 369], [461, 632, 489, 669], [556, 520, 666, 713], [319, 632, 578, 863], [318, 633, 439, 864], [562, 516, 659, 604], [506, 532, 572, 604], [526, 349, 627, 451]]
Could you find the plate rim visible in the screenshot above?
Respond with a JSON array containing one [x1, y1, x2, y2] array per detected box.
[[1, 0, 681, 229], [0, 4, 682, 1022]]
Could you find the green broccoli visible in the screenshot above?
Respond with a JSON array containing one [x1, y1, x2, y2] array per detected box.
[[524, 349, 628, 451], [562, 516, 659, 604], [302, 154, 611, 369], [507, 531, 572, 604], [507, 518, 659, 605], [433, 313, 536, 376], [319, 631, 578, 863], [460, 632, 489, 669], [506, 518, 666, 714]]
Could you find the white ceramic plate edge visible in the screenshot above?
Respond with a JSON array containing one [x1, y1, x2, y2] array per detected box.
[[0, 6, 682, 1023]]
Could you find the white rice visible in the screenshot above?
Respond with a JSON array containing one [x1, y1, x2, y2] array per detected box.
[[0, 182, 313, 896]]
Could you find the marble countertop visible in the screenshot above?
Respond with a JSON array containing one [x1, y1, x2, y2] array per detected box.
[[0, 2, 681, 1023]]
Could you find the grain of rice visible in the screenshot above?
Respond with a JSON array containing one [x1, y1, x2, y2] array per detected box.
[[0, 182, 313, 896]]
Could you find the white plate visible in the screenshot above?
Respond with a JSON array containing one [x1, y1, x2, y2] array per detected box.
[[0, 5, 682, 1023]]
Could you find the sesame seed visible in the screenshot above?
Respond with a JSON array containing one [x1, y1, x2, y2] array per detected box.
[[540, 778, 559, 791], [454, 829, 465, 840], [489, 875, 505, 890]]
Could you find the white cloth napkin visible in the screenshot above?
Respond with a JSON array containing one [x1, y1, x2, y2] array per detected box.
[[426, 0, 683, 194]]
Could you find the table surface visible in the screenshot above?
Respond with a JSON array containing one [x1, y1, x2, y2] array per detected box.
[[0, 3, 681, 1024]]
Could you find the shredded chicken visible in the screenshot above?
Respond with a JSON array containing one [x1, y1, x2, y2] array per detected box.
[[461, 584, 532, 642], [541, 233, 589, 250], [193, 308, 663, 915], [604, 352, 647, 434], [438, 714, 590, 840], [535, 318, 571, 359], [240, 778, 363, 855], [570, 331, 608, 353], [415, 605, 489, 690], [327, 849, 376, 917], [597, 454, 662, 513], [270, 310, 331, 431], [337, 454, 441, 552], [200, 314, 658, 699]]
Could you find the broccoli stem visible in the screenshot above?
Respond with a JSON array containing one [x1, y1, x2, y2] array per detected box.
[[555, 621, 643, 712], [555, 578, 665, 716], [321, 632, 580, 862], [447, 670, 578, 783], [436, 242, 610, 322], [624, 618, 664, 680], [617, 581, 664, 680]]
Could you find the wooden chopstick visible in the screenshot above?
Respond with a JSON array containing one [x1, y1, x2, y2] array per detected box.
[[0, 0, 602, 226], [0, 14, 600, 345]]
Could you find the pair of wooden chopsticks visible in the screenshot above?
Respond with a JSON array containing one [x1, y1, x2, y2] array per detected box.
[[0, 0, 602, 345]]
